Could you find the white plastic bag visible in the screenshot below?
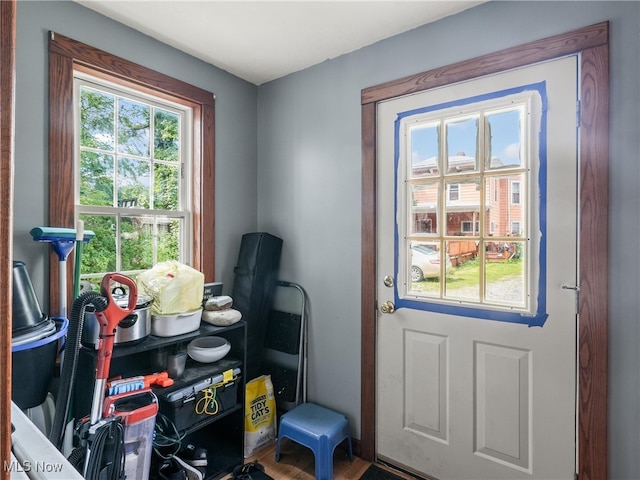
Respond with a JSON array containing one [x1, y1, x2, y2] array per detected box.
[[137, 261, 204, 315]]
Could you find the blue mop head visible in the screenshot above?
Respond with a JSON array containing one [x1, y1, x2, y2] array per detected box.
[[30, 226, 95, 243]]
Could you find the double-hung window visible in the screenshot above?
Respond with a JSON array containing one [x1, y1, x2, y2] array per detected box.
[[75, 75, 192, 284], [49, 33, 215, 312]]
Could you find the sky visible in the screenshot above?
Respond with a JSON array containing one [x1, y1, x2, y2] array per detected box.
[[411, 108, 522, 168]]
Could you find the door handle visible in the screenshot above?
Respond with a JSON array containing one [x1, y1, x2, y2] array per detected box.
[[380, 300, 395, 314]]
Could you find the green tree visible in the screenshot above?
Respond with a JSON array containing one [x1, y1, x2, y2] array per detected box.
[[79, 87, 181, 276]]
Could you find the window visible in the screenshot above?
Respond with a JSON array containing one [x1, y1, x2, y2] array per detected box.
[[49, 33, 215, 312], [401, 89, 540, 314], [511, 181, 521, 204], [448, 184, 460, 201], [461, 221, 479, 234], [75, 76, 193, 283]]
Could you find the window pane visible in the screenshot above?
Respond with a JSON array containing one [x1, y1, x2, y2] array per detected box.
[[118, 157, 150, 209], [80, 87, 115, 151], [486, 108, 522, 169], [154, 163, 180, 211], [484, 174, 525, 237], [121, 216, 153, 271], [447, 239, 478, 267], [411, 212, 435, 235], [410, 122, 439, 177], [446, 116, 478, 173], [408, 240, 444, 298], [80, 151, 114, 206], [118, 98, 150, 157], [445, 179, 481, 236], [157, 218, 181, 262], [484, 241, 526, 307], [508, 174, 525, 234], [444, 239, 480, 302], [154, 109, 180, 162], [79, 214, 117, 274], [410, 183, 439, 235]]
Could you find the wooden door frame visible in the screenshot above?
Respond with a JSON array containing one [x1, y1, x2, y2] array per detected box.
[[361, 22, 609, 479], [0, 0, 16, 472]]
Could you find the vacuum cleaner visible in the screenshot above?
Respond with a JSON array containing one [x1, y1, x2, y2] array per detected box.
[[50, 273, 149, 480]]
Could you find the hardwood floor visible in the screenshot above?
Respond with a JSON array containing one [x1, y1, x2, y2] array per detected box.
[[242, 439, 416, 480]]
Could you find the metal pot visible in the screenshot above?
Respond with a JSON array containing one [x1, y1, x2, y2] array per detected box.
[[81, 292, 153, 347]]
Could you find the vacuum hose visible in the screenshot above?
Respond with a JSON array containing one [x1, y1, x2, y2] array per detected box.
[[49, 291, 108, 451]]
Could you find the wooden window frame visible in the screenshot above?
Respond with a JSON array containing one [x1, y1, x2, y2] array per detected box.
[[361, 22, 609, 479], [48, 33, 215, 314]]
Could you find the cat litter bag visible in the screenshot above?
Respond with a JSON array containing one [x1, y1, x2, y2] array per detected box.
[[244, 375, 277, 457]]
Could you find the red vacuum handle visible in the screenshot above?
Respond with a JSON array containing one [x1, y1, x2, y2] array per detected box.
[[94, 273, 138, 380], [100, 273, 137, 313]]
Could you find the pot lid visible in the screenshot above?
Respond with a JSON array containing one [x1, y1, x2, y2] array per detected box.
[[111, 288, 153, 309]]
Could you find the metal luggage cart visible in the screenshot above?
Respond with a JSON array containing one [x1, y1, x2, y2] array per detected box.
[[262, 281, 307, 413]]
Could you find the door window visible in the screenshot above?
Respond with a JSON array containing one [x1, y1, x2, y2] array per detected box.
[[397, 86, 547, 325]]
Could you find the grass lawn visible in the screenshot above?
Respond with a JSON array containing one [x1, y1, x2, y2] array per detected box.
[[412, 259, 523, 295]]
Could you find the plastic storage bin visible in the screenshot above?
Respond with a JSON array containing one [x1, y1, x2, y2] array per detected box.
[[151, 308, 203, 337], [11, 317, 68, 409]]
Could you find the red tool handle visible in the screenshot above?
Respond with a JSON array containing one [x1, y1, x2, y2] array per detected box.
[[144, 371, 174, 388], [94, 273, 138, 380]]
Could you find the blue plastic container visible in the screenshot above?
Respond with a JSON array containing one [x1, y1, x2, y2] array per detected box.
[[11, 317, 68, 409]]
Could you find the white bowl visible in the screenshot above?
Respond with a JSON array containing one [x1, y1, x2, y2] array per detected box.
[[187, 336, 231, 363]]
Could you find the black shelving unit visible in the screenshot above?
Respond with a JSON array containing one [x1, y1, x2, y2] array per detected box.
[[73, 320, 247, 479]]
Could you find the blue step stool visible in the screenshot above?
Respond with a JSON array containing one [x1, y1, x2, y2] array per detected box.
[[275, 402, 353, 480]]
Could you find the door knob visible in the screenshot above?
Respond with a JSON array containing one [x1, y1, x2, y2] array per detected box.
[[380, 301, 395, 314]]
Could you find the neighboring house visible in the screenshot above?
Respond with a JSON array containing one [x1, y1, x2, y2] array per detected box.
[[412, 153, 523, 263]]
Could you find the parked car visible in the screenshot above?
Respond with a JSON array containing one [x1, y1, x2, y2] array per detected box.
[[411, 243, 452, 281]]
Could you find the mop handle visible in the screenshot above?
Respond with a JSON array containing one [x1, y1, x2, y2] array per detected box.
[[73, 220, 84, 299], [59, 259, 67, 319]]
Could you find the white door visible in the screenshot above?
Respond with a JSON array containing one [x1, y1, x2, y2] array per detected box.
[[376, 57, 578, 480]]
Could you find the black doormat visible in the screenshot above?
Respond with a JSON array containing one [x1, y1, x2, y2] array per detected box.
[[359, 464, 410, 480]]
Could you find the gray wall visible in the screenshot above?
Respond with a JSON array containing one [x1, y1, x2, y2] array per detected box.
[[256, 2, 640, 479], [14, 1, 258, 302], [12, 1, 640, 479]]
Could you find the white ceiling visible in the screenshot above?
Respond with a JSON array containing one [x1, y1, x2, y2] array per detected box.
[[74, 1, 485, 85]]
